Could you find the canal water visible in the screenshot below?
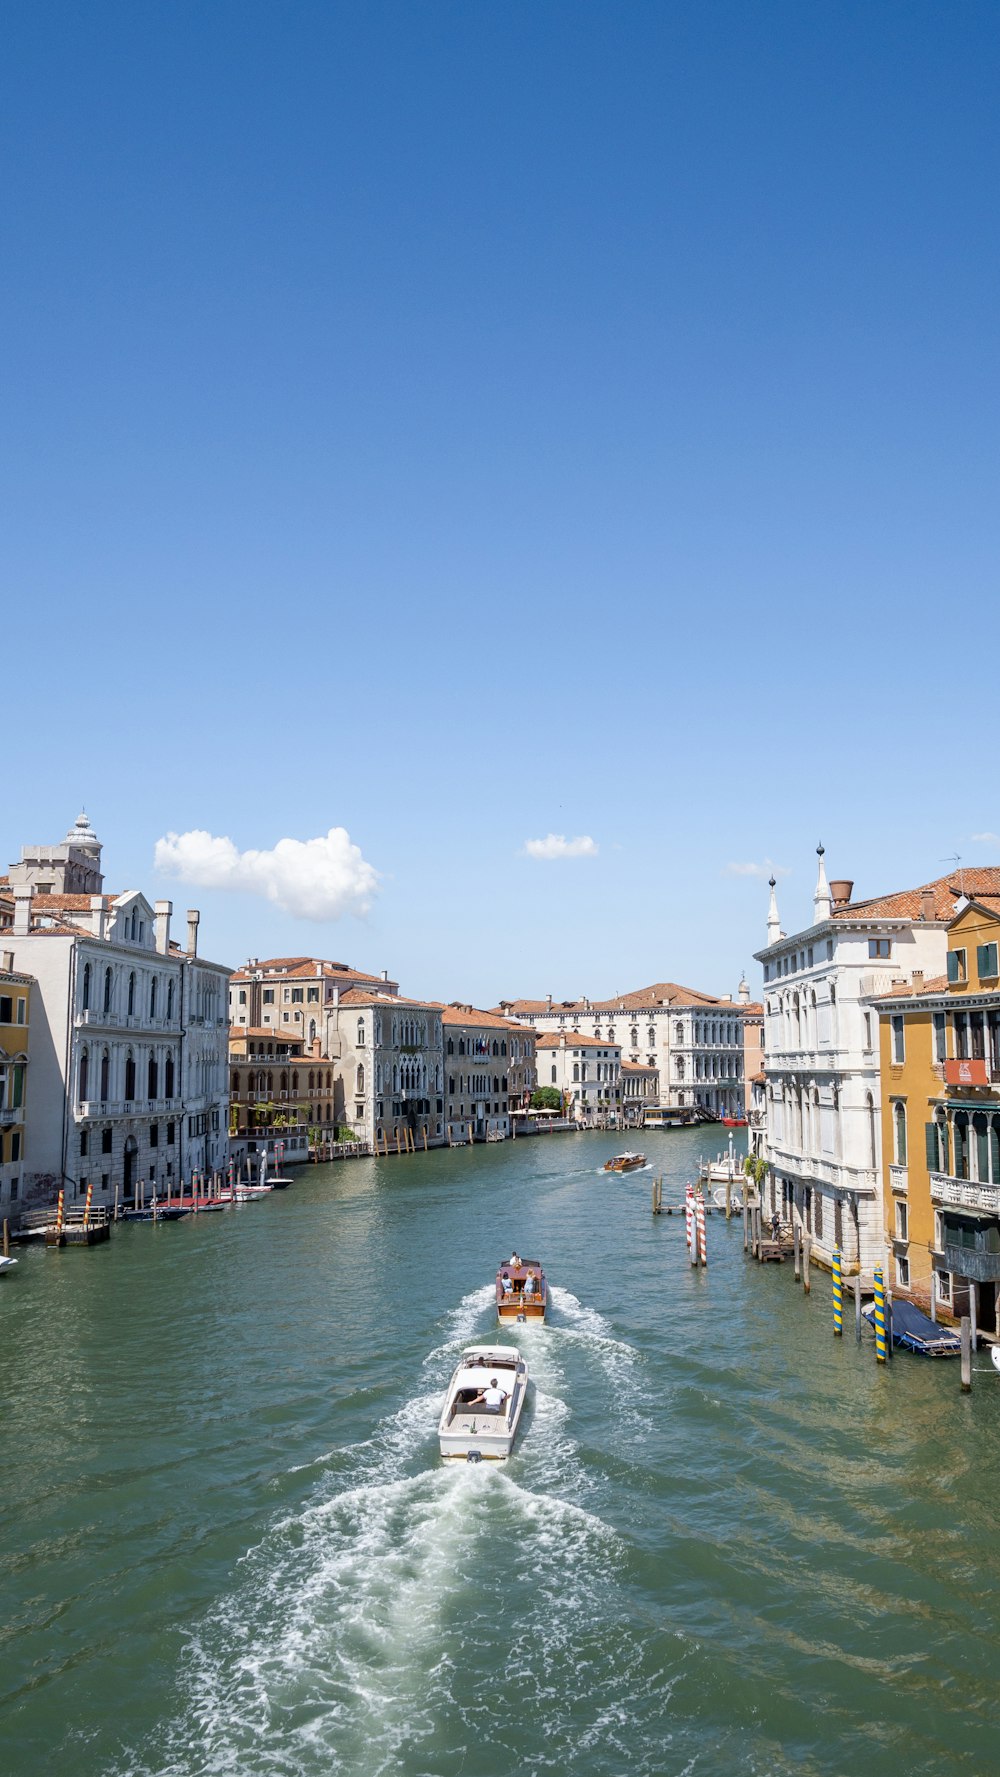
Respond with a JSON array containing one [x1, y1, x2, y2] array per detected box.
[[3, 1127, 999, 1777]]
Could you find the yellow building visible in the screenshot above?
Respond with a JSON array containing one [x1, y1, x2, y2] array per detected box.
[[0, 959, 31, 1218], [871, 897, 1000, 1336]]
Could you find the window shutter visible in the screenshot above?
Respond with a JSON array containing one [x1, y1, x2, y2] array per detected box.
[[947, 951, 960, 984], [977, 942, 998, 978], [925, 1122, 938, 1170]]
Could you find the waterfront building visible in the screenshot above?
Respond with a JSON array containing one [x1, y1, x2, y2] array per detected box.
[[228, 1027, 336, 1158], [0, 815, 230, 1209], [754, 851, 1000, 1271], [621, 1060, 659, 1124], [228, 956, 398, 1041], [534, 1030, 621, 1124], [867, 895, 1000, 1336], [329, 990, 444, 1149], [435, 1005, 535, 1141], [495, 981, 747, 1116], [0, 954, 31, 1218]]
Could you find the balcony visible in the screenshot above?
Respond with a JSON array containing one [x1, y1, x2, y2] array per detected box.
[[889, 1164, 908, 1194], [0, 1105, 20, 1126], [930, 1172, 1000, 1215]]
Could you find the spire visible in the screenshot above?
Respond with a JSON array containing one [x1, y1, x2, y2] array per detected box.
[[766, 876, 781, 944], [813, 842, 831, 924], [738, 973, 750, 1002]]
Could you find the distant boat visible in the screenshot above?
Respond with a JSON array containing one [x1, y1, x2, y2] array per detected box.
[[721, 1116, 747, 1127], [603, 1152, 646, 1174], [437, 1345, 529, 1461], [712, 1186, 743, 1212]]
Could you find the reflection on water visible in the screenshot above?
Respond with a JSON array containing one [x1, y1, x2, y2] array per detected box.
[[1, 1127, 999, 1776]]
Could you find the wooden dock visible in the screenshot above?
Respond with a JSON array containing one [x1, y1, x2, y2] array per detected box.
[[20, 1205, 112, 1247]]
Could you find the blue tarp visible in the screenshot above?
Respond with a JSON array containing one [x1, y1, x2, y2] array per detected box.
[[863, 1298, 962, 1356]]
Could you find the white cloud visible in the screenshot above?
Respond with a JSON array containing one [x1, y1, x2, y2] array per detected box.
[[971, 832, 1000, 847], [723, 859, 791, 880], [522, 833, 599, 861], [154, 826, 379, 921]]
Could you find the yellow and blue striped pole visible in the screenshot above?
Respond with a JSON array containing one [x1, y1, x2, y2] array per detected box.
[[873, 1266, 887, 1363], [832, 1249, 842, 1337]]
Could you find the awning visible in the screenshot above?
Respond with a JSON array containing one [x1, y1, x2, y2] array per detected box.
[[941, 1099, 1000, 1112], [941, 1206, 1000, 1225]]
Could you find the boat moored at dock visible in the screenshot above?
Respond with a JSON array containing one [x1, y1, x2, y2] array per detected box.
[[437, 1345, 529, 1460]]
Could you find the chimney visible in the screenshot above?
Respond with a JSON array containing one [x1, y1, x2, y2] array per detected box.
[[912, 970, 925, 993], [381, 968, 388, 982], [830, 879, 853, 909], [13, 889, 31, 936], [316, 962, 322, 977], [547, 993, 553, 1011], [331, 985, 340, 1008], [154, 899, 172, 955], [2, 949, 13, 971], [186, 909, 200, 957], [920, 887, 936, 922]]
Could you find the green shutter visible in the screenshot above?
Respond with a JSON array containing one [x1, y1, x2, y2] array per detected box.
[[947, 951, 960, 983], [925, 1122, 938, 1169], [977, 942, 998, 979]]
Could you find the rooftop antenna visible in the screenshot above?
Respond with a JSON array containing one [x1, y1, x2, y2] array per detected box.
[[941, 853, 966, 897]]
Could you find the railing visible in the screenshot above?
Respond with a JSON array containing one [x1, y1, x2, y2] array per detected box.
[[0, 1105, 20, 1125], [888, 1164, 908, 1194], [930, 1172, 1000, 1214]]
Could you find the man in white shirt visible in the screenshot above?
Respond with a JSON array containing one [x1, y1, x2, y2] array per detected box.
[[473, 1376, 509, 1413]]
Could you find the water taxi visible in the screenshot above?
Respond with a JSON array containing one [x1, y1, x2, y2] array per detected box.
[[437, 1344, 529, 1461], [496, 1258, 547, 1321], [603, 1152, 647, 1174]]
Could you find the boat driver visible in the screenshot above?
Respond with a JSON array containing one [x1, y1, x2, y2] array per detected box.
[[472, 1377, 509, 1413]]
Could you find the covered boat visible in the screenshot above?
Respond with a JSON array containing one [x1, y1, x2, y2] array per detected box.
[[437, 1345, 529, 1460], [603, 1152, 646, 1173], [496, 1258, 547, 1321], [862, 1299, 962, 1356]]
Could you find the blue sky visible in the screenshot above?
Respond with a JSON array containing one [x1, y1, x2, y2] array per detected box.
[[3, 1, 998, 1004]]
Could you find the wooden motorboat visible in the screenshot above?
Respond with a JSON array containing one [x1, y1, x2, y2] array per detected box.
[[496, 1258, 547, 1321], [721, 1116, 747, 1127], [603, 1152, 646, 1174], [437, 1344, 529, 1461]]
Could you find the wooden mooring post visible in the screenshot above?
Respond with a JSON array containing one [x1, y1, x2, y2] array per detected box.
[[853, 1274, 862, 1342], [802, 1234, 812, 1293], [961, 1316, 972, 1392], [2, 1218, 8, 1258], [743, 1199, 749, 1252], [651, 1176, 662, 1215]]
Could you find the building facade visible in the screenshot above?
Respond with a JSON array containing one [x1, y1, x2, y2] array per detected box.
[[0, 815, 230, 1208], [869, 895, 1000, 1337], [438, 1005, 535, 1141], [496, 980, 748, 1116], [330, 990, 445, 1149], [534, 1030, 622, 1123], [0, 957, 31, 1218], [754, 852, 1000, 1271]]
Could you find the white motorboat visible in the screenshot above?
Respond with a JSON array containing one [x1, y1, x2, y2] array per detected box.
[[437, 1344, 529, 1461], [0, 1254, 17, 1276], [712, 1186, 743, 1212]]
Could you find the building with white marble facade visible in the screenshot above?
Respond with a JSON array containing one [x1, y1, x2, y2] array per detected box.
[[753, 850, 984, 1271], [0, 815, 230, 1208]]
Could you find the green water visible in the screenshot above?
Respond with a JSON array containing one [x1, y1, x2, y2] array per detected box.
[[2, 1128, 998, 1777]]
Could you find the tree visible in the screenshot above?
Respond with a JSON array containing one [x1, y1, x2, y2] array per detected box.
[[743, 1152, 769, 1188], [530, 1086, 563, 1112]]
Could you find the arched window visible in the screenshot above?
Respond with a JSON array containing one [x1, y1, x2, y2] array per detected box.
[[648, 1027, 656, 1047], [357, 1064, 365, 1094], [551, 1065, 557, 1084], [150, 976, 157, 1018], [100, 1049, 110, 1100], [676, 1056, 685, 1079], [165, 1053, 175, 1098], [103, 967, 113, 1015], [82, 962, 91, 1011], [630, 1027, 638, 1047], [291, 1071, 298, 1092], [572, 1063, 580, 1082], [231, 1071, 239, 1093], [309, 1019, 316, 1043], [148, 1056, 158, 1099], [124, 1052, 136, 1101], [79, 1048, 89, 1101], [865, 1092, 877, 1169], [447, 1038, 454, 1055], [893, 1101, 907, 1166], [167, 979, 174, 1020], [326, 1071, 332, 1088], [357, 1018, 365, 1048], [308, 1071, 315, 1090], [127, 972, 135, 1017]]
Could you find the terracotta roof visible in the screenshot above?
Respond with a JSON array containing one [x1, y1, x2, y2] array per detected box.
[[336, 988, 438, 1011], [740, 1001, 763, 1014], [496, 981, 735, 1016], [833, 869, 1000, 923], [620, 1061, 658, 1074], [430, 1003, 529, 1033], [535, 1030, 621, 1050], [872, 973, 950, 1000], [26, 893, 119, 911], [229, 1026, 303, 1041], [230, 956, 393, 986]]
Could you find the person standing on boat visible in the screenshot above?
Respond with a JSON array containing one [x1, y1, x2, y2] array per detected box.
[[523, 1271, 536, 1299], [500, 1271, 514, 1295], [472, 1377, 509, 1413]]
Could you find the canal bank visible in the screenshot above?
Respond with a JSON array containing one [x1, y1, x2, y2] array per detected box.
[[2, 1125, 998, 1777]]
